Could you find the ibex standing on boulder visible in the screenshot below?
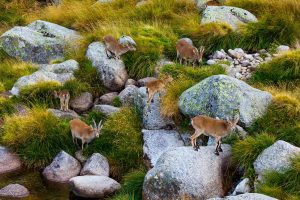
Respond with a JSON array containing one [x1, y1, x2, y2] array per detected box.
[[53, 90, 70, 112], [145, 75, 173, 105], [176, 38, 205, 67], [191, 115, 239, 155], [103, 35, 137, 59], [70, 119, 103, 150]]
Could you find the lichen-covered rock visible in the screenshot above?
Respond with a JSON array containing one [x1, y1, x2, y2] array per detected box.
[[48, 109, 79, 120], [208, 193, 278, 200], [0, 184, 29, 198], [118, 85, 139, 106], [201, 6, 257, 30], [93, 105, 120, 116], [179, 75, 272, 127], [69, 176, 121, 198], [143, 145, 232, 200], [0, 146, 22, 174], [254, 140, 300, 178], [86, 42, 128, 91], [80, 153, 109, 176], [125, 79, 137, 87], [0, 21, 80, 64], [11, 60, 79, 95], [142, 129, 184, 168], [42, 151, 81, 183], [70, 92, 94, 113], [134, 87, 174, 130]]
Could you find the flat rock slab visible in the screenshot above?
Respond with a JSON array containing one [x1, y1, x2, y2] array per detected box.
[[254, 140, 300, 178], [43, 151, 81, 183], [48, 109, 79, 120], [93, 105, 120, 116], [143, 145, 232, 200], [142, 129, 184, 168], [208, 193, 278, 200], [201, 6, 257, 30], [0, 146, 22, 174], [69, 176, 121, 198], [0, 184, 29, 198]]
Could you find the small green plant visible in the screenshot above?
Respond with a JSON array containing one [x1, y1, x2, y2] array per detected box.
[[1, 107, 75, 168], [84, 107, 143, 179], [112, 96, 122, 107], [257, 155, 300, 200], [0, 97, 16, 117]]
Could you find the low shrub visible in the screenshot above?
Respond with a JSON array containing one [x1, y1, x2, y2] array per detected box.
[[84, 107, 143, 180], [251, 51, 300, 84], [257, 155, 300, 200], [0, 107, 75, 168]]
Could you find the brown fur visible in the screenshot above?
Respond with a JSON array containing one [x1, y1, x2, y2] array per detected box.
[[191, 115, 239, 155], [103, 35, 136, 59], [145, 76, 173, 105], [53, 90, 70, 111], [176, 39, 205, 67], [70, 119, 103, 150]]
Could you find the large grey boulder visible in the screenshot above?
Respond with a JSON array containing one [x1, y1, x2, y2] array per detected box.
[[201, 6, 258, 30], [0, 184, 29, 198], [254, 140, 300, 179], [179, 75, 272, 127], [43, 151, 81, 183], [70, 92, 94, 113], [80, 153, 109, 176], [142, 129, 184, 168], [86, 42, 128, 91], [69, 176, 121, 198], [118, 85, 139, 106], [93, 105, 120, 116], [11, 60, 79, 96], [0, 146, 22, 174], [48, 108, 79, 120], [208, 193, 278, 200], [232, 178, 251, 196], [134, 87, 174, 130], [0, 20, 80, 64], [143, 145, 232, 200]]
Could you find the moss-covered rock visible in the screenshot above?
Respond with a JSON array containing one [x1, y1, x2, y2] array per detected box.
[[179, 75, 272, 127]]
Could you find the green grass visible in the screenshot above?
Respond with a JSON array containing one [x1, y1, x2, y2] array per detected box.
[[251, 51, 300, 84], [232, 133, 276, 180], [257, 155, 300, 200], [0, 107, 75, 168], [0, 97, 16, 117], [84, 107, 143, 180], [112, 96, 122, 107], [18, 79, 89, 108]]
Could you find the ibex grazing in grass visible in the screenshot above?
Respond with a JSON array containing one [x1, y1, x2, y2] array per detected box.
[[70, 119, 103, 150], [191, 115, 239, 155], [176, 38, 205, 67], [145, 75, 173, 105], [53, 90, 70, 112], [103, 35, 137, 59]]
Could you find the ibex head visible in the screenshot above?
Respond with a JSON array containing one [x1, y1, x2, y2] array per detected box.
[[91, 119, 103, 138], [226, 115, 239, 131], [197, 46, 205, 63]]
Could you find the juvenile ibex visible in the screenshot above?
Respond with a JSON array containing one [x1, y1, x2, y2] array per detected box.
[[70, 119, 103, 150], [191, 115, 239, 155], [145, 75, 173, 105], [53, 90, 70, 112], [103, 35, 137, 59], [176, 38, 205, 67]]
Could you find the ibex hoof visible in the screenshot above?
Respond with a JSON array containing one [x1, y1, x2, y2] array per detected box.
[[218, 148, 223, 152], [214, 151, 220, 156]]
